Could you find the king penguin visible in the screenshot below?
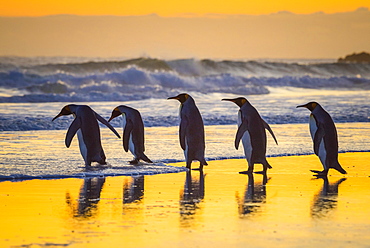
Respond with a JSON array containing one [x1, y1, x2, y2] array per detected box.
[[222, 97, 278, 174], [297, 102, 347, 176], [52, 104, 121, 167], [108, 105, 152, 164], [168, 93, 208, 170]]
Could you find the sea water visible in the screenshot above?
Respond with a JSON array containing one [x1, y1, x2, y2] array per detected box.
[[0, 57, 369, 179]]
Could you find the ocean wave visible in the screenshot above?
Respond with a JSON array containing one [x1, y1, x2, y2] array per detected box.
[[249, 75, 370, 89], [0, 66, 272, 103], [3, 57, 370, 77], [0, 64, 370, 103], [0, 56, 369, 132]]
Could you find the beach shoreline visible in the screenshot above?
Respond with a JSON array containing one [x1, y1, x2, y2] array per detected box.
[[1, 122, 370, 178]]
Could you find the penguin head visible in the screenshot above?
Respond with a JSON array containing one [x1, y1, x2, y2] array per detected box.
[[108, 106, 123, 122], [52, 105, 73, 121], [167, 93, 189, 103], [296, 102, 319, 111], [222, 97, 248, 107]]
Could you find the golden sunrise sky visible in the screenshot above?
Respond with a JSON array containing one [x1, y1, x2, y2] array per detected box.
[[2, 0, 370, 16], [1, 0, 370, 58]]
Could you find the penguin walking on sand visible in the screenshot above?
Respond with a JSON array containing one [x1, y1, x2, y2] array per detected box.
[[222, 97, 278, 174], [297, 102, 347, 176], [53, 104, 121, 167], [168, 93, 208, 170], [108, 105, 152, 164]]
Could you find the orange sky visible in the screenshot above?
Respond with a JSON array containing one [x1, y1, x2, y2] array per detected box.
[[1, 0, 370, 16]]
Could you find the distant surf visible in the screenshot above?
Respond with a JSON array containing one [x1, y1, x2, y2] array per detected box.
[[0, 57, 369, 132], [1, 57, 370, 104]]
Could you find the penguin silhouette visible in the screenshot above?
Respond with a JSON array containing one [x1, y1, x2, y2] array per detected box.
[[53, 104, 120, 167], [109, 105, 152, 164], [297, 102, 347, 176], [223, 97, 278, 174], [168, 93, 208, 170]]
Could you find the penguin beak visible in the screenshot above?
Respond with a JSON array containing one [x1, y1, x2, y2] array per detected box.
[[296, 104, 307, 109], [108, 108, 122, 122], [167, 96, 179, 100], [221, 98, 235, 102], [52, 105, 72, 121], [222, 98, 241, 107], [52, 113, 63, 121]]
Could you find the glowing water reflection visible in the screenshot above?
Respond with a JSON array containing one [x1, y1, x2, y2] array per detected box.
[[180, 171, 205, 225], [236, 173, 268, 217], [311, 177, 347, 219], [1, 153, 370, 247]]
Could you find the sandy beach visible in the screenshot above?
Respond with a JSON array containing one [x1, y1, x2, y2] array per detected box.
[[1, 152, 369, 247]]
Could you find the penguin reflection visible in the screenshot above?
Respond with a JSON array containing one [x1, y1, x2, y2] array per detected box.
[[123, 176, 144, 204], [66, 177, 105, 218], [180, 171, 205, 218], [311, 177, 346, 219], [237, 173, 268, 216]]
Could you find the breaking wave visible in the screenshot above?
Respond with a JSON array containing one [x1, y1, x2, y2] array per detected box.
[[0, 57, 370, 103]]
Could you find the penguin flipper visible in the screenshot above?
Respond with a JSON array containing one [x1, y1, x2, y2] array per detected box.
[[262, 120, 278, 145], [95, 112, 121, 139], [313, 124, 325, 156], [179, 117, 188, 151], [235, 119, 248, 150], [123, 120, 134, 152], [65, 117, 81, 148]]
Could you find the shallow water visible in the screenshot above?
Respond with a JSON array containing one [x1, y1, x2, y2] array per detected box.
[[0, 123, 369, 178], [0, 153, 369, 247]]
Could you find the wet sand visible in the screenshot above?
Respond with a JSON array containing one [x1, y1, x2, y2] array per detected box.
[[1, 152, 370, 247]]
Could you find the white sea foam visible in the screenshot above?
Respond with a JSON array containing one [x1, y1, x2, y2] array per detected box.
[[0, 123, 369, 180], [1, 88, 369, 131]]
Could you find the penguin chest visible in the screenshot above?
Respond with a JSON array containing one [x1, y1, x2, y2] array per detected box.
[[184, 137, 189, 162], [238, 112, 252, 163], [179, 105, 189, 161], [77, 129, 88, 162], [309, 114, 327, 168], [242, 131, 252, 163], [122, 114, 135, 156]]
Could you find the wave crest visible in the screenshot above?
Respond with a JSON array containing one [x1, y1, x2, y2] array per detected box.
[[0, 57, 370, 103]]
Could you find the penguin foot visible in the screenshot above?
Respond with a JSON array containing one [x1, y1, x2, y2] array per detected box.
[[310, 169, 328, 177], [129, 159, 139, 165], [239, 170, 253, 175]]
